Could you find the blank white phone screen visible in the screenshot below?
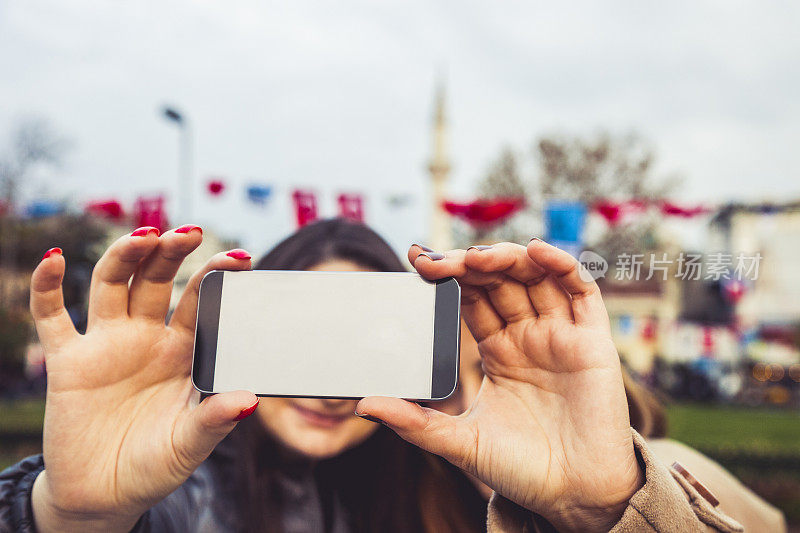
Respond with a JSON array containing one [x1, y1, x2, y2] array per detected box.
[[213, 271, 436, 398]]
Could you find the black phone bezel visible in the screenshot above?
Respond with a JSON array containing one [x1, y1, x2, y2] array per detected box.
[[191, 270, 224, 394], [430, 277, 461, 400], [191, 270, 461, 401]]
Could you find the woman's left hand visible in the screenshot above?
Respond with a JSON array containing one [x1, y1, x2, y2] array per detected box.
[[356, 241, 643, 533]]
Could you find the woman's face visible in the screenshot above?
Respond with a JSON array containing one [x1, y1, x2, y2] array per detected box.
[[254, 259, 381, 460]]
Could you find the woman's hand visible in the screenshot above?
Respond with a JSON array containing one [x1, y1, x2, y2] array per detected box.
[[29, 227, 258, 533], [356, 241, 643, 533]]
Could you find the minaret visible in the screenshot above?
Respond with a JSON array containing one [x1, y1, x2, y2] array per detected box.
[[428, 81, 453, 250]]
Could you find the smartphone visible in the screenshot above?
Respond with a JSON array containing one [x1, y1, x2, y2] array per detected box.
[[191, 270, 461, 400]]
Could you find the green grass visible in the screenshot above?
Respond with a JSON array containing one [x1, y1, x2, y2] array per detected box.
[[2, 399, 799, 455], [0, 398, 45, 471], [0, 398, 45, 434], [666, 403, 800, 455], [0, 399, 798, 524]]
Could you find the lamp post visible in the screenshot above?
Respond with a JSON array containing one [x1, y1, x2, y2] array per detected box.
[[161, 106, 193, 223]]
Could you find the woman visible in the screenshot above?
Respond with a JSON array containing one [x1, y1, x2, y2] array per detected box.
[[0, 219, 783, 532], [230, 220, 488, 532]]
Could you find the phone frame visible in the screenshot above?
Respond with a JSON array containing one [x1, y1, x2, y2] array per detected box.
[[191, 270, 460, 401]]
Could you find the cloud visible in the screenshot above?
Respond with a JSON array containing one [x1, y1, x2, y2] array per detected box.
[[1, 0, 798, 253]]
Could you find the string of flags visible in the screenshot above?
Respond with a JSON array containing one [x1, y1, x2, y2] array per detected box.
[[438, 197, 716, 229], [198, 176, 411, 227], [86, 197, 170, 233], [79, 184, 376, 232], [592, 199, 713, 226]]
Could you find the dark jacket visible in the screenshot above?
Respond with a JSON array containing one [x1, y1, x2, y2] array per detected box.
[[0, 443, 350, 533]]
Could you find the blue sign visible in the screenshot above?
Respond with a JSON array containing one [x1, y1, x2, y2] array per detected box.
[[246, 185, 272, 206], [545, 201, 586, 257], [25, 201, 64, 218]]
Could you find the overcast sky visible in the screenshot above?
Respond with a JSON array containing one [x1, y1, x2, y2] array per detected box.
[[1, 1, 799, 254]]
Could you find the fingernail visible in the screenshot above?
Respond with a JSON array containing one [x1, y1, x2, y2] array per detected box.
[[418, 252, 445, 261], [175, 224, 203, 235], [468, 245, 493, 251], [234, 399, 260, 421], [529, 237, 543, 243], [412, 243, 435, 253], [227, 249, 252, 261], [132, 226, 160, 237], [42, 247, 62, 261], [355, 413, 386, 425]]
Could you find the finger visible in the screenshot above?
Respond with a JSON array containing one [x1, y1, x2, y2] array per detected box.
[[172, 391, 259, 475], [408, 246, 505, 342], [355, 397, 476, 471], [466, 243, 573, 320], [87, 227, 160, 326], [168, 249, 253, 334], [464, 244, 538, 322], [30, 248, 78, 353], [527, 239, 609, 328], [128, 225, 204, 321]]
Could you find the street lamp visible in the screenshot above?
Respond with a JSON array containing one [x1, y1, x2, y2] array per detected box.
[[161, 105, 193, 223]]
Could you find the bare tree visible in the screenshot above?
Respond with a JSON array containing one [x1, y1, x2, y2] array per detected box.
[[0, 118, 70, 206], [0, 118, 71, 302], [477, 147, 527, 199], [472, 131, 679, 253], [537, 131, 677, 203]]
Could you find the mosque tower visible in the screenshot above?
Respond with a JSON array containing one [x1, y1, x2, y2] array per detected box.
[[427, 81, 453, 250]]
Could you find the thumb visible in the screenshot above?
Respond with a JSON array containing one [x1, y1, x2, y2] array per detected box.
[[355, 397, 475, 470], [173, 390, 259, 473]]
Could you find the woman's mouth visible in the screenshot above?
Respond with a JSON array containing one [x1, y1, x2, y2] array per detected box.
[[290, 403, 352, 429]]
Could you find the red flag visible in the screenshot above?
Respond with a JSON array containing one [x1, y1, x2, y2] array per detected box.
[[337, 193, 364, 222], [133, 196, 169, 233], [592, 199, 649, 226], [441, 197, 524, 227], [702, 326, 715, 355], [85, 200, 125, 220], [292, 189, 318, 227], [207, 178, 226, 196], [660, 201, 711, 218]]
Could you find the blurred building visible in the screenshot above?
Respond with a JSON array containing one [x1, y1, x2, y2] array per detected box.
[[597, 201, 800, 403], [710, 202, 800, 329]]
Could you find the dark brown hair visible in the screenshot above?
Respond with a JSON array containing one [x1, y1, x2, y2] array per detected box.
[[230, 218, 487, 533]]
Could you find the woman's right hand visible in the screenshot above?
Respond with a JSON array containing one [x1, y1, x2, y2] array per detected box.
[[29, 226, 259, 533]]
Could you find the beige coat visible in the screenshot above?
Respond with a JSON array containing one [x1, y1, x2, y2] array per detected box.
[[486, 429, 786, 532]]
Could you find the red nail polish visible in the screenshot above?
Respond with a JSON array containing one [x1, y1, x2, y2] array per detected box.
[[227, 249, 252, 261], [175, 224, 203, 235], [42, 247, 62, 261], [132, 226, 160, 237], [234, 399, 260, 421]]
